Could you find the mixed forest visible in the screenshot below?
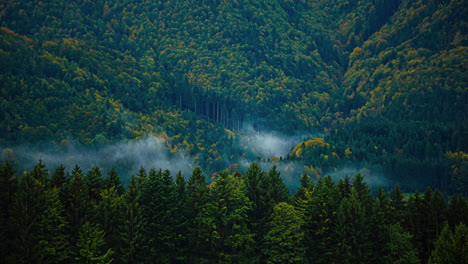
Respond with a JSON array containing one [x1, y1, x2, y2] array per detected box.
[[1, 160, 467, 263], [0, 0, 467, 192], [0, 0, 467, 262]]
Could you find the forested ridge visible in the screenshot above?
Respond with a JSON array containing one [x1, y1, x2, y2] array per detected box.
[[0, 1, 467, 261], [0, 0, 467, 192], [1, 160, 467, 263]]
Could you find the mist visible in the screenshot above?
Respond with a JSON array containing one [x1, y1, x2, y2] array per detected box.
[[240, 124, 317, 159], [2, 136, 194, 182], [326, 165, 392, 189]]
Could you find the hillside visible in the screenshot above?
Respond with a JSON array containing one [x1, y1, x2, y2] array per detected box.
[[0, 0, 466, 192]]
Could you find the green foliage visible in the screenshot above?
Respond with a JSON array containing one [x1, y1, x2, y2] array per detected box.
[[1, 161, 467, 263], [262, 202, 304, 264], [429, 223, 468, 264], [75, 222, 113, 264]]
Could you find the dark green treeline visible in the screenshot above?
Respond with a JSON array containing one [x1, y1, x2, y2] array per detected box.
[[1, 160, 466, 264]]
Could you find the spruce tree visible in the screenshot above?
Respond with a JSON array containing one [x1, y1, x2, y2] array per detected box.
[[197, 171, 254, 263], [74, 222, 113, 264], [51, 164, 67, 189], [37, 188, 69, 263], [139, 169, 178, 263], [429, 223, 467, 264], [120, 175, 145, 264], [105, 167, 124, 196], [7, 170, 46, 264], [262, 202, 304, 264]]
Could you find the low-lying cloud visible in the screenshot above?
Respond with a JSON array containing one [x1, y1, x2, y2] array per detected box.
[[2, 136, 194, 181]]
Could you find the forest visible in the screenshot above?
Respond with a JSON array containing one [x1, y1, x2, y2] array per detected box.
[[0, 0, 467, 193], [0, 0, 467, 262], [1, 160, 467, 264]]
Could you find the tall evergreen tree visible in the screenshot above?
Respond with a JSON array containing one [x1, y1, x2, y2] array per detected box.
[[105, 167, 124, 196], [334, 189, 372, 264], [7, 170, 46, 264], [267, 165, 289, 204], [85, 167, 104, 202], [197, 171, 254, 263], [37, 187, 69, 264], [429, 223, 468, 264], [74, 222, 113, 264], [389, 184, 406, 224], [244, 163, 275, 249], [139, 169, 178, 263], [303, 176, 340, 264], [51, 164, 67, 189], [0, 161, 17, 264], [120, 175, 145, 264], [63, 165, 91, 241], [447, 195, 468, 227], [186, 167, 209, 262], [262, 202, 304, 264], [94, 187, 125, 263]]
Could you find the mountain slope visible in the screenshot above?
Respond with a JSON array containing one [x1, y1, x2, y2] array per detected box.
[[0, 0, 466, 191]]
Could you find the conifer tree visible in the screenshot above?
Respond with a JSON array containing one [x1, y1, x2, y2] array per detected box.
[[7, 171, 46, 264], [429, 223, 467, 264], [334, 188, 372, 263], [244, 163, 275, 248], [303, 176, 340, 264], [120, 175, 145, 264], [105, 167, 124, 196], [267, 165, 289, 203], [197, 171, 254, 263], [51, 164, 67, 189], [94, 187, 124, 262], [185, 167, 210, 261], [74, 222, 113, 264], [447, 195, 468, 227], [37, 188, 69, 264], [85, 167, 104, 202], [262, 202, 304, 264], [139, 169, 178, 263], [0, 161, 17, 263], [389, 184, 406, 224], [63, 165, 91, 240], [294, 172, 313, 203]]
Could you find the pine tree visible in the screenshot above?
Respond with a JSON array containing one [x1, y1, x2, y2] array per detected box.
[[382, 224, 419, 264], [294, 172, 313, 203], [334, 188, 372, 264], [267, 165, 289, 204], [85, 167, 104, 202], [120, 175, 145, 264], [75, 222, 113, 264], [262, 202, 304, 264], [37, 188, 69, 263], [303, 176, 340, 264], [244, 163, 275, 249], [51, 164, 67, 188], [63, 165, 91, 241], [105, 167, 124, 196], [7, 170, 46, 264], [337, 175, 351, 199], [186, 167, 209, 261], [94, 187, 125, 262], [139, 169, 178, 263], [30, 159, 49, 184], [429, 223, 468, 264], [197, 171, 254, 263], [389, 184, 406, 224], [447, 195, 468, 227], [0, 161, 17, 263]]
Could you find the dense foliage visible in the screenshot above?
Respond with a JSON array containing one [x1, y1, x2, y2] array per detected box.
[[0, 1, 467, 190], [1, 160, 467, 263]]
